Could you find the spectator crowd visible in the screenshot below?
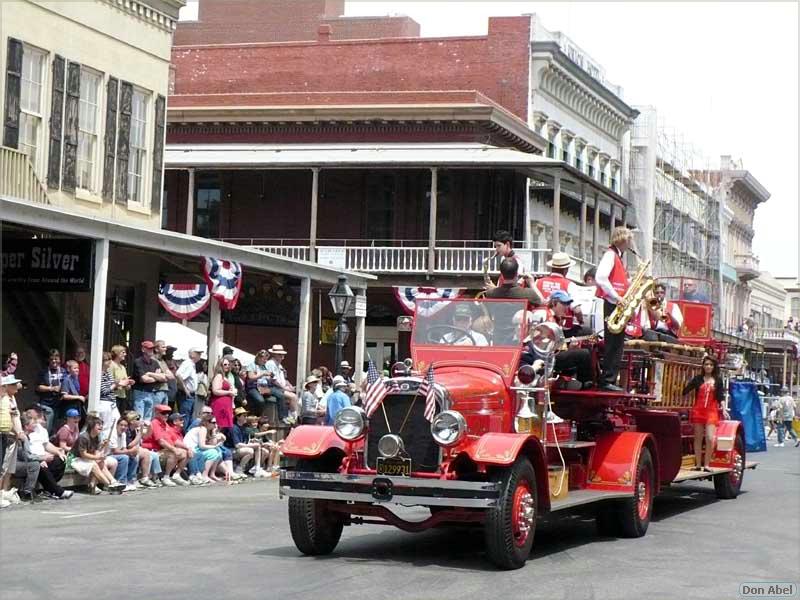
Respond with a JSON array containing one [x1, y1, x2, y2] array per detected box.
[[0, 343, 365, 509]]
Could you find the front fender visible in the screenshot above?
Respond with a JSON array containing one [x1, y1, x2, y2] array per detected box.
[[460, 432, 551, 512], [587, 431, 658, 493], [281, 425, 347, 458]]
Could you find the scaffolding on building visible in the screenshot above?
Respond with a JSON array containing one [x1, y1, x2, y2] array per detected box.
[[630, 108, 721, 325]]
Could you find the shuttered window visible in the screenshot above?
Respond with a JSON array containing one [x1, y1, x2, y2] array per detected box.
[[18, 44, 46, 167], [127, 88, 148, 205], [77, 67, 101, 192]]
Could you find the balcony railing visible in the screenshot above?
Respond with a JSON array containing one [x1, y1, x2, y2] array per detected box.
[[231, 238, 581, 277], [734, 253, 760, 281], [0, 146, 50, 205], [759, 327, 800, 345]]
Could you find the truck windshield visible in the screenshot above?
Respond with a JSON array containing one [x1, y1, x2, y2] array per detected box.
[[412, 298, 528, 348]]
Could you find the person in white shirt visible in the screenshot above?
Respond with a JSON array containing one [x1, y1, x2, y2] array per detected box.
[[109, 417, 140, 491], [176, 347, 204, 431], [183, 414, 223, 484], [438, 305, 489, 346], [264, 345, 298, 425]]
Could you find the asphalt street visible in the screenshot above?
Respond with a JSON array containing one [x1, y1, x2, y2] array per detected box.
[[1, 445, 798, 600]]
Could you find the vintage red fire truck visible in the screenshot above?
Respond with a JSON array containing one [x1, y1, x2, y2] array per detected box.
[[279, 289, 753, 570]]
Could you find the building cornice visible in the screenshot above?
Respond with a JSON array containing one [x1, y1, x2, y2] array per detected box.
[[101, 0, 184, 31], [728, 170, 771, 204], [531, 41, 639, 126]]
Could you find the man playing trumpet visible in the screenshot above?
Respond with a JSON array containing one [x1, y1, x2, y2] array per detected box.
[[643, 282, 683, 341]]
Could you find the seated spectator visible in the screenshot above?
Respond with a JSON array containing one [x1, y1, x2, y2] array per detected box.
[[54, 408, 81, 452], [98, 352, 122, 441], [71, 415, 124, 494], [231, 359, 246, 408], [60, 360, 86, 422], [1, 352, 19, 379], [36, 349, 67, 433], [265, 345, 298, 425], [300, 375, 324, 425], [1, 374, 25, 507], [209, 422, 238, 483], [188, 405, 213, 430], [244, 350, 271, 417], [123, 411, 162, 488], [109, 417, 140, 492], [183, 414, 224, 485], [325, 376, 352, 426], [15, 413, 73, 501], [231, 407, 267, 478], [141, 405, 191, 487]]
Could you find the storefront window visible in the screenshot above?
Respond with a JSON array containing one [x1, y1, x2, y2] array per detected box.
[[195, 173, 221, 239]]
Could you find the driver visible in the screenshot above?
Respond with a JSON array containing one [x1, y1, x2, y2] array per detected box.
[[438, 305, 489, 346]]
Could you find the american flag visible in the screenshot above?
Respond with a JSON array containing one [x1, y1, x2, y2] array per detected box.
[[363, 358, 391, 417], [419, 364, 438, 421]]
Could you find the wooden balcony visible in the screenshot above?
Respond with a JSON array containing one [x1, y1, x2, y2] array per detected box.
[[0, 146, 50, 205], [230, 238, 584, 277]]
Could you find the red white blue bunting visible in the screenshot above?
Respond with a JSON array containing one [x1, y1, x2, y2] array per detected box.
[[158, 283, 211, 320], [393, 287, 464, 317], [202, 257, 243, 310]]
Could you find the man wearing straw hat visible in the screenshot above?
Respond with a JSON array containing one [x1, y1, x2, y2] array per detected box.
[[264, 345, 298, 425]]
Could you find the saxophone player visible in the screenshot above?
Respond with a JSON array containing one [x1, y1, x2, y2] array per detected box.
[[595, 227, 633, 392]]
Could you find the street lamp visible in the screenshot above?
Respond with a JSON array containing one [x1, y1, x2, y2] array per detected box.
[[328, 274, 354, 375]]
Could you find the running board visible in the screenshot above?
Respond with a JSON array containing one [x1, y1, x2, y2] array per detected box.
[[549, 489, 632, 512], [672, 461, 758, 484]]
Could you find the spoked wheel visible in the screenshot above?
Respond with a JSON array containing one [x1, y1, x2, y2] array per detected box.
[[714, 435, 745, 499], [484, 457, 537, 570], [288, 459, 345, 555]]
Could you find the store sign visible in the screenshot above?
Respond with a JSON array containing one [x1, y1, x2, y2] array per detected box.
[[1, 239, 94, 291], [317, 247, 346, 269]]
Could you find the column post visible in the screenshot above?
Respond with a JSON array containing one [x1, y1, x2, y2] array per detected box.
[[782, 349, 788, 389], [87, 238, 110, 414], [354, 288, 366, 387], [524, 180, 532, 249], [592, 193, 601, 264], [309, 168, 319, 260], [185, 168, 195, 235], [427, 168, 438, 274], [579, 183, 587, 270], [552, 173, 561, 253], [610, 202, 618, 231], [296, 277, 312, 382]]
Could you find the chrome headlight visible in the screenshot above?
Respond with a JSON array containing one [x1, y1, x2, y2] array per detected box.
[[333, 406, 367, 441], [377, 434, 405, 458], [430, 410, 467, 446]]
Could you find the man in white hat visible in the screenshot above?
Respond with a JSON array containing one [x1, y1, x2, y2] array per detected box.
[[324, 376, 351, 426], [265, 345, 298, 425], [535, 252, 587, 337], [339, 361, 354, 384], [176, 347, 204, 430]]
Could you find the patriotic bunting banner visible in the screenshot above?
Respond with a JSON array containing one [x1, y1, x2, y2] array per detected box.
[[158, 283, 210, 320], [393, 287, 464, 317], [202, 257, 243, 310]]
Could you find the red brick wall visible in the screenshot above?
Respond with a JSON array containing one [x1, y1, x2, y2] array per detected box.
[[175, 0, 418, 45], [171, 16, 531, 121]]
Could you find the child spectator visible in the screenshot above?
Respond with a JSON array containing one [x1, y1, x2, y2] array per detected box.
[[123, 411, 162, 488], [251, 416, 283, 476], [183, 414, 223, 485], [60, 360, 86, 422], [231, 407, 267, 478], [54, 408, 81, 452], [109, 417, 140, 491], [71, 415, 124, 494]]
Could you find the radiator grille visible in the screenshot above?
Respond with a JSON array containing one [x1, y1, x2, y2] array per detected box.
[[366, 393, 440, 473]]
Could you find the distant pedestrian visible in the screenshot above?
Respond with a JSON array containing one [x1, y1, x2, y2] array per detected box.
[[774, 388, 798, 447]]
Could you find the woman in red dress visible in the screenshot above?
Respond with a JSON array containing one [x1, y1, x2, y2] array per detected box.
[[682, 356, 729, 471], [209, 358, 236, 434]]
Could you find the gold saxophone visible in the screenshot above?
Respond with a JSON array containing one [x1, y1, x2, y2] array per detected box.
[[606, 252, 655, 335], [482, 253, 497, 288]]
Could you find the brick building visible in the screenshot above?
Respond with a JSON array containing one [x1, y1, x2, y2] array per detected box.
[[164, 4, 631, 368]]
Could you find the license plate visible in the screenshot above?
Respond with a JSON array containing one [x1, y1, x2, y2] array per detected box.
[[376, 456, 411, 476]]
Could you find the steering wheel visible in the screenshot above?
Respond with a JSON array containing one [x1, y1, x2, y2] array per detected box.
[[425, 324, 478, 346]]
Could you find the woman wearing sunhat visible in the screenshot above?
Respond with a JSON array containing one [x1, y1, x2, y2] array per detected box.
[[300, 375, 324, 425]]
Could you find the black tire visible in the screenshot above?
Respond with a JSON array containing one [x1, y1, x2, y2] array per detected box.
[[288, 459, 344, 556], [484, 457, 537, 570], [714, 435, 745, 499], [616, 447, 655, 538], [595, 504, 620, 537]]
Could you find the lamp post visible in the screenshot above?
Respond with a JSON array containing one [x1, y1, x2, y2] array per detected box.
[[328, 274, 354, 375]]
